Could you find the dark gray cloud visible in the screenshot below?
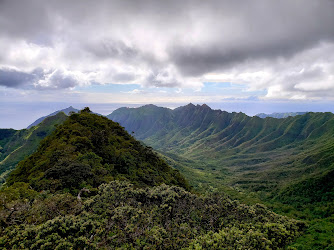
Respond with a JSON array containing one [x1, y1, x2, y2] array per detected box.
[[170, 39, 328, 77], [168, 1, 334, 76], [0, 0, 53, 45], [38, 69, 80, 89], [83, 40, 138, 61], [144, 72, 180, 88], [0, 68, 37, 87], [0, 68, 81, 89], [111, 73, 136, 83]]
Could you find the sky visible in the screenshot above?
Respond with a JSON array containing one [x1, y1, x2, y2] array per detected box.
[[1, 0, 334, 129]]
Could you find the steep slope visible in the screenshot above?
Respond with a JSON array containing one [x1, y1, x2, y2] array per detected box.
[[7, 108, 189, 192], [27, 106, 79, 128], [108, 104, 174, 139], [108, 104, 334, 195], [0, 129, 16, 151], [0, 113, 68, 183]]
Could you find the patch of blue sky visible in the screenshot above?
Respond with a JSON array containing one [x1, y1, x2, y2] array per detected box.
[[200, 82, 267, 97]]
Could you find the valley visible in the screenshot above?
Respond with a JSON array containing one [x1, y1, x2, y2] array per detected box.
[[108, 104, 334, 196]]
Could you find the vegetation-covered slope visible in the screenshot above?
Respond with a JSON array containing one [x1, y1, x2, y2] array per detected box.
[[7, 108, 189, 192], [0, 113, 68, 184], [27, 106, 79, 128], [0, 181, 305, 249], [108, 104, 334, 197], [0, 129, 16, 150]]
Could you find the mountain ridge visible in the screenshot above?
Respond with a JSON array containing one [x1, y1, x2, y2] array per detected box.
[[7, 109, 190, 192], [0, 112, 68, 184], [107, 104, 334, 197], [27, 106, 79, 128]]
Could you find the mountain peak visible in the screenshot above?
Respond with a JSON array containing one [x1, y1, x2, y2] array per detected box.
[[27, 107, 79, 129], [142, 104, 158, 108], [8, 110, 189, 192], [186, 103, 195, 107], [200, 103, 211, 109]]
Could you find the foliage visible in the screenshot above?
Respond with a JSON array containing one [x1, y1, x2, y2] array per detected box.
[[0, 129, 16, 149], [275, 169, 334, 206], [108, 104, 334, 196], [0, 181, 305, 249], [6, 110, 190, 193], [0, 112, 68, 184], [27, 106, 79, 129]]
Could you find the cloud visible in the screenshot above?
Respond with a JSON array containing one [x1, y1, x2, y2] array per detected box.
[[121, 89, 144, 95], [0, 0, 334, 100], [0, 67, 88, 90], [0, 68, 38, 87], [35, 69, 83, 89]]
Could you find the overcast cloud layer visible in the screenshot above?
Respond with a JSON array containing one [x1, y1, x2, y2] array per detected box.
[[1, 0, 334, 100]]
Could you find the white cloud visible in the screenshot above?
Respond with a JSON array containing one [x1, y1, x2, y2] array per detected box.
[[0, 0, 333, 100]]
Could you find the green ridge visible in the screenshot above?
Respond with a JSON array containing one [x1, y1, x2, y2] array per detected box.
[[108, 104, 334, 198], [7, 108, 189, 192], [0, 113, 68, 184]]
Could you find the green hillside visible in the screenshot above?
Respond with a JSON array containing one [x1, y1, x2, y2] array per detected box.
[[0, 113, 68, 184], [108, 104, 334, 196], [0, 129, 16, 150], [7, 108, 189, 192], [27, 106, 79, 129]]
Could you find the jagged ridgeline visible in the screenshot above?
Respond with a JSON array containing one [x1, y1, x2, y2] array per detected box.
[[108, 104, 334, 197], [7, 108, 190, 192]]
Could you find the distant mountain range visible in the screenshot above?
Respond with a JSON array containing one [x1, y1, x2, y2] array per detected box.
[[2, 103, 334, 203], [27, 106, 79, 128], [4, 104, 334, 202], [108, 104, 334, 204], [255, 112, 307, 118]]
